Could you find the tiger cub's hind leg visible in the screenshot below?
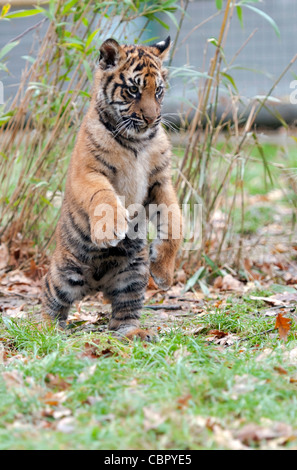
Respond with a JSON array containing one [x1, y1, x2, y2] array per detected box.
[[104, 247, 156, 342], [42, 259, 86, 329]]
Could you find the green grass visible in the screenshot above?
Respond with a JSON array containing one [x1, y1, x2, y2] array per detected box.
[[1, 142, 296, 449], [1, 292, 297, 450]]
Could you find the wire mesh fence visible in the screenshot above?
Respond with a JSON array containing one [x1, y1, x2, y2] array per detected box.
[[1, 0, 297, 105], [171, 0, 297, 100]]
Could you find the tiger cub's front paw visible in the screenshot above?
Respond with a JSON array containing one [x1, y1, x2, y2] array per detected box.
[[149, 241, 175, 291], [90, 198, 129, 248]]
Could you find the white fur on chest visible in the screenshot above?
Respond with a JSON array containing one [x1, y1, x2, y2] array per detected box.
[[114, 150, 150, 210]]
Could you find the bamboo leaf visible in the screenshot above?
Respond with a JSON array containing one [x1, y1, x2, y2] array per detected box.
[[83, 60, 93, 82], [0, 41, 19, 60], [236, 6, 244, 28], [153, 15, 170, 30], [241, 4, 280, 37], [85, 28, 100, 49], [1, 3, 11, 18], [182, 267, 206, 293], [221, 72, 238, 92], [198, 279, 209, 295], [62, 0, 78, 15], [164, 10, 179, 29], [215, 0, 223, 10], [5, 8, 43, 19]]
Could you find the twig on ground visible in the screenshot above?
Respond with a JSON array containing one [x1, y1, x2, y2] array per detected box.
[[144, 304, 181, 311]]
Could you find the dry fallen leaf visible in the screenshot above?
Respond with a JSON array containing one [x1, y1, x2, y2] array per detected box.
[[214, 274, 244, 292], [173, 346, 191, 360], [209, 329, 228, 339], [283, 347, 297, 364], [52, 407, 72, 420], [45, 374, 72, 391], [213, 424, 249, 450], [2, 370, 24, 388], [206, 331, 238, 346], [77, 363, 97, 383], [250, 296, 285, 306], [275, 313, 291, 341], [273, 366, 288, 375], [147, 276, 158, 290], [3, 304, 26, 318], [215, 334, 238, 346], [0, 270, 42, 297], [56, 417, 76, 434], [251, 292, 297, 307], [235, 422, 293, 445], [85, 395, 103, 406], [177, 394, 192, 409], [228, 374, 264, 400], [42, 391, 68, 406], [143, 406, 165, 431]]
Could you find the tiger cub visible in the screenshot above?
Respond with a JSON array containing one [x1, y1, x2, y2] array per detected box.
[[42, 36, 182, 341]]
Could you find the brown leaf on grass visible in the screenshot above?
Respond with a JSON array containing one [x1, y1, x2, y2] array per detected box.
[[251, 292, 297, 307], [184, 326, 208, 336], [147, 276, 158, 290], [52, 407, 72, 420], [2, 370, 24, 388], [4, 353, 28, 365], [283, 347, 297, 364], [275, 313, 291, 341], [250, 296, 285, 306], [177, 394, 192, 409], [24, 259, 47, 281], [45, 374, 72, 391], [145, 289, 162, 301], [82, 340, 113, 359], [173, 346, 191, 360], [215, 334, 238, 346], [206, 330, 238, 346], [213, 425, 249, 450], [56, 417, 76, 434], [0, 270, 42, 297], [42, 391, 68, 406], [77, 364, 97, 383], [3, 304, 26, 318], [228, 374, 263, 400], [209, 329, 228, 339], [235, 422, 293, 445], [143, 406, 166, 431], [214, 274, 244, 292], [272, 292, 297, 304], [273, 366, 288, 375], [85, 395, 103, 406]]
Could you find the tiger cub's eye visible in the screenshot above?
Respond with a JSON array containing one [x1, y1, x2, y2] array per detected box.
[[156, 86, 163, 94], [129, 85, 138, 95]]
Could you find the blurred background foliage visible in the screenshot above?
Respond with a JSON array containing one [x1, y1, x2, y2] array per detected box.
[[0, 0, 297, 287]]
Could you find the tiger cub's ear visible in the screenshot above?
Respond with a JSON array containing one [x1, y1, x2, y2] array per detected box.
[[149, 36, 171, 61], [99, 38, 125, 70]]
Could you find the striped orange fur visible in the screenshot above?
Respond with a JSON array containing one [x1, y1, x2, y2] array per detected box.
[[42, 36, 182, 340]]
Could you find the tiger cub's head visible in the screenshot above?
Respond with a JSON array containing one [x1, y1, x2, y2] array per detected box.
[[94, 37, 171, 138]]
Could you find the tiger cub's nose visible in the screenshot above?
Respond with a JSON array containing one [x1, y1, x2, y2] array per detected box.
[[143, 114, 157, 125]]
